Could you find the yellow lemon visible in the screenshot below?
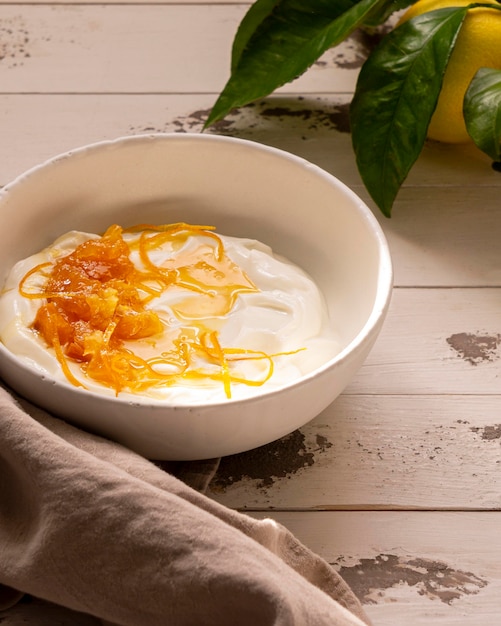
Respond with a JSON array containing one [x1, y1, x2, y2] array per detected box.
[[398, 0, 501, 143]]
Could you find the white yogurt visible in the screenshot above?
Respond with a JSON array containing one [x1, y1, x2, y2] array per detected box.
[[0, 227, 339, 403]]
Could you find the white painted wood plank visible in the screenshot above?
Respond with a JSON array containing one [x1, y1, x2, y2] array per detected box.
[[0, 94, 496, 189], [246, 511, 501, 626], [0, 3, 499, 626], [375, 186, 501, 288], [0, 94, 499, 290], [348, 287, 501, 394], [0, 5, 360, 93], [209, 394, 501, 510], [0, 93, 356, 184]]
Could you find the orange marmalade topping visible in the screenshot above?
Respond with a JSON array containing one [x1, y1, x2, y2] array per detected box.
[[19, 223, 296, 398]]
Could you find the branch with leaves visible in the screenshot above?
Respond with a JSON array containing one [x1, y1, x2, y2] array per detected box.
[[205, 0, 501, 216]]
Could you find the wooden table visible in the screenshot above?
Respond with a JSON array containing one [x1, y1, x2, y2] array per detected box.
[[1, 1, 500, 624]]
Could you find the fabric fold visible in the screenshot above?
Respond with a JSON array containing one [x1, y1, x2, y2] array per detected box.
[[0, 385, 371, 626]]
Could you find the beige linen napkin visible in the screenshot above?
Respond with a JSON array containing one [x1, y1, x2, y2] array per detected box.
[[0, 384, 371, 626]]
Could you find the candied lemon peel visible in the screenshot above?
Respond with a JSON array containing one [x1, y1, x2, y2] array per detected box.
[[19, 223, 302, 398]]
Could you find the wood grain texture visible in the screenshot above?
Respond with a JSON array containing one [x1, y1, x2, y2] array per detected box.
[[348, 288, 501, 394], [0, 95, 498, 294], [0, 94, 496, 189], [1, 1, 500, 623], [248, 511, 501, 626], [0, 5, 361, 93], [209, 394, 501, 510]]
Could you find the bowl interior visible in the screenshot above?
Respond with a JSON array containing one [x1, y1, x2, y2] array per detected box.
[[0, 133, 390, 358]]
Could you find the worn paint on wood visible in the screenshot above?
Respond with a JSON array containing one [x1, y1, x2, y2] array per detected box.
[[0, 15, 32, 68], [0, 5, 362, 93], [336, 554, 488, 605], [248, 512, 501, 624], [211, 429, 332, 492], [446, 332, 501, 365], [2, 2, 501, 624], [209, 395, 501, 510], [346, 289, 501, 394], [127, 96, 353, 137]]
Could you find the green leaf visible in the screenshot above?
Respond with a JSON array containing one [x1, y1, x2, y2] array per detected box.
[[231, 0, 280, 72], [205, 0, 402, 128], [350, 7, 468, 217], [362, 0, 416, 28], [464, 67, 501, 162]]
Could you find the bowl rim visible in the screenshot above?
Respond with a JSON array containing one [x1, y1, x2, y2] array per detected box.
[[0, 132, 393, 408]]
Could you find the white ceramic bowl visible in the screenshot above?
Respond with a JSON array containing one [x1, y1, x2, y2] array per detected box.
[[0, 134, 392, 460]]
